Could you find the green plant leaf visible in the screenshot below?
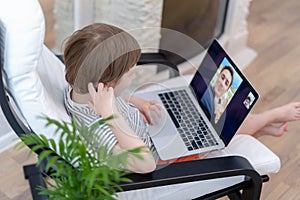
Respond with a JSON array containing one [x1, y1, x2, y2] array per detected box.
[[38, 150, 54, 164], [14, 141, 26, 150], [94, 183, 111, 197], [45, 156, 60, 172], [16, 116, 141, 199], [48, 138, 57, 152]]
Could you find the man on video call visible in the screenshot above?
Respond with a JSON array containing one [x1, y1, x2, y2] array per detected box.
[[201, 66, 233, 123]]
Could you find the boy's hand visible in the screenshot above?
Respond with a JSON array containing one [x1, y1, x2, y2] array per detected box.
[[127, 96, 161, 125], [88, 82, 118, 117]]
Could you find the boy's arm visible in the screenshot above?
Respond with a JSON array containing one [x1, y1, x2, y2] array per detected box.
[[88, 83, 156, 173], [123, 96, 161, 125]]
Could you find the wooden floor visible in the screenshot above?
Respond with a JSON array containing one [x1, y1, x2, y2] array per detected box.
[[1, 0, 300, 199], [245, 0, 300, 199]]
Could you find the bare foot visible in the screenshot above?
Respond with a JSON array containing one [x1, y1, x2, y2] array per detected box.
[[268, 102, 300, 123], [253, 122, 288, 138]]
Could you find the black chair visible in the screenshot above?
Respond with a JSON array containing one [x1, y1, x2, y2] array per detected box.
[[0, 38, 266, 200], [0, 0, 276, 199]]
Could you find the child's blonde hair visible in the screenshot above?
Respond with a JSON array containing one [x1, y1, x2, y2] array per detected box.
[[64, 23, 141, 93]]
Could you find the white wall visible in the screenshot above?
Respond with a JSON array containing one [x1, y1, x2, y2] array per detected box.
[[224, 0, 257, 70], [54, 0, 164, 53], [53, 0, 256, 70]]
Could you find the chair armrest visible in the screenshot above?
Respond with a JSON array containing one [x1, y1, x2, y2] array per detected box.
[[23, 156, 262, 200], [120, 156, 262, 199]]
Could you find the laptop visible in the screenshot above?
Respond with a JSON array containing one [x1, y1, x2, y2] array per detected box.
[[135, 39, 259, 160]]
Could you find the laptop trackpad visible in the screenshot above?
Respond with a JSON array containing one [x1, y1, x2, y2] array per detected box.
[[151, 132, 188, 161]]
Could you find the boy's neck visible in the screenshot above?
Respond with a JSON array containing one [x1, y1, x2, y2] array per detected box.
[[71, 89, 91, 104]]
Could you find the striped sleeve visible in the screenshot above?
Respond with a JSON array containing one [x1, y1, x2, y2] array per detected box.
[[64, 85, 117, 153], [116, 97, 159, 162]]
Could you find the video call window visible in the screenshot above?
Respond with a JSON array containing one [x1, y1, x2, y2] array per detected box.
[[244, 92, 255, 109], [201, 57, 242, 123]]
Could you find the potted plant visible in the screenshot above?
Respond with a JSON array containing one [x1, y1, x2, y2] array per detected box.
[[17, 116, 143, 200]]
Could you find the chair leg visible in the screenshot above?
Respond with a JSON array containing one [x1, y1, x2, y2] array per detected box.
[[228, 191, 242, 200], [23, 164, 49, 200]]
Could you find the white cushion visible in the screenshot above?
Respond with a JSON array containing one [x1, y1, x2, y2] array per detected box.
[[0, 0, 45, 79], [15, 45, 70, 140], [206, 134, 280, 175], [0, 0, 69, 142], [118, 175, 245, 200]]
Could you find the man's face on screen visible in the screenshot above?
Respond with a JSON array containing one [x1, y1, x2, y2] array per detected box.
[[214, 68, 232, 98]]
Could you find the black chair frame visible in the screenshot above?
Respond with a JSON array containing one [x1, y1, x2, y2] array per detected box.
[[0, 35, 267, 199]]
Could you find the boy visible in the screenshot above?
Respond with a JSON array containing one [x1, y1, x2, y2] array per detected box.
[[63, 23, 160, 174]]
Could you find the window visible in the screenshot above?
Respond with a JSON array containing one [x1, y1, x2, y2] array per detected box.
[[159, 0, 229, 64]]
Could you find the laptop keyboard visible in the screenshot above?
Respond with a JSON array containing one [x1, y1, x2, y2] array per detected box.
[[158, 90, 218, 151]]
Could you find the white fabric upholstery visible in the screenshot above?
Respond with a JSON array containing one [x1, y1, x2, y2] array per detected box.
[[0, 0, 280, 198], [118, 175, 245, 200], [207, 134, 280, 175], [0, 0, 70, 142], [0, 0, 44, 79]]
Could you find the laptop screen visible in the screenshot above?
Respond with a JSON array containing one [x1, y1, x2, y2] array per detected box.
[[190, 39, 259, 145]]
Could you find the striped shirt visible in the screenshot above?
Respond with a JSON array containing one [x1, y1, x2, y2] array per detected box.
[[64, 85, 158, 161]]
